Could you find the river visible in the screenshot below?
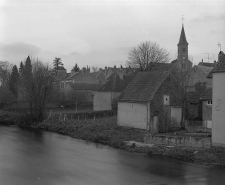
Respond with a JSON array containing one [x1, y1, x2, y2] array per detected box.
[[0, 125, 225, 185]]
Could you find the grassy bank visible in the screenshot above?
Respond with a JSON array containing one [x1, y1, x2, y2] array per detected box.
[[1, 112, 225, 168]]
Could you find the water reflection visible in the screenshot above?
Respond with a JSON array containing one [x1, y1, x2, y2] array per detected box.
[[0, 125, 225, 185]]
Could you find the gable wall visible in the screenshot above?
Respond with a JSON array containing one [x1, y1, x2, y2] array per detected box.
[[118, 102, 149, 130], [150, 76, 182, 132]]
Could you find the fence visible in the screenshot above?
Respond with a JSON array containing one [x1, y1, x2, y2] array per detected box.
[[48, 110, 117, 121]]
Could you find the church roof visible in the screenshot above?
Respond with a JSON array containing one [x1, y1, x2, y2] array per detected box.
[[178, 25, 188, 45]]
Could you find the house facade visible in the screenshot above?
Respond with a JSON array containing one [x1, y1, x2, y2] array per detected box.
[[200, 87, 212, 128], [60, 67, 100, 91], [64, 83, 102, 104], [117, 70, 181, 133], [187, 65, 213, 91], [93, 74, 134, 111], [212, 51, 225, 147]]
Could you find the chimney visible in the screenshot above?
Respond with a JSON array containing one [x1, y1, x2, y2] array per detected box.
[[105, 66, 107, 72], [114, 65, 116, 68], [71, 69, 75, 76]]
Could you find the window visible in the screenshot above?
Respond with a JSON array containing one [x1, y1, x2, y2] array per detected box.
[[183, 48, 185, 52], [164, 95, 170, 105], [207, 100, 212, 105]]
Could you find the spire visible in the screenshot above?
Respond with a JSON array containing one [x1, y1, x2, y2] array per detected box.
[[178, 25, 188, 45]]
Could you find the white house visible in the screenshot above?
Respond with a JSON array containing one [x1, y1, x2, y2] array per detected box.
[[212, 51, 225, 147], [117, 69, 182, 133]]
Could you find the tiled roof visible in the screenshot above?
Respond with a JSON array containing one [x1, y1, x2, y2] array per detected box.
[[213, 51, 225, 73], [99, 73, 134, 92], [119, 70, 171, 102], [63, 72, 81, 81], [198, 62, 215, 67], [150, 63, 173, 71], [196, 65, 213, 77], [200, 87, 212, 100], [68, 83, 102, 91], [207, 69, 213, 78], [57, 66, 66, 70]]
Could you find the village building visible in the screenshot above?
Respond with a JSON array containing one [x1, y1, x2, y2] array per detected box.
[[187, 65, 213, 92], [59, 67, 100, 91], [64, 82, 102, 108], [200, 87, 212, 128], [117, 69, 182, 133], [212, 51, 225, 147], [185, 65, 213, 120], [171, 25, 192, 72], [93, 73, 134, 111]]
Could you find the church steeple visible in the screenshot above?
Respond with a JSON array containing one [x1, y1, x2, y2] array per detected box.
[[177, 25, 189, 63], [178, 25, 188, 45]]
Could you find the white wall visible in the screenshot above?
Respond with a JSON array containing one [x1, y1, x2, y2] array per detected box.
[[117, 102, 149, 130], [212, 73, 225, 147]]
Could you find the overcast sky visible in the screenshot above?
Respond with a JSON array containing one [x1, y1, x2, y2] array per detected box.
[[0, 0, 225, 71]]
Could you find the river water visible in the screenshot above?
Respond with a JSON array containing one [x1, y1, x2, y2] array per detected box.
[[0, 125, 225, 185]]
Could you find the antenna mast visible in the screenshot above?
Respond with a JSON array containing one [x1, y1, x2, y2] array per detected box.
[[203, 53, 211, 63]]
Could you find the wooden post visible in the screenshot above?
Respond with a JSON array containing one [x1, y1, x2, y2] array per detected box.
[[64, 114, 66, 121], [94, 116, 95, 122], [59, 112, 62, 121], [78, 116, 79, 121]]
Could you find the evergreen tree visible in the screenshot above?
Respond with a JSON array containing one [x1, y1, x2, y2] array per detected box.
[[19, 61, 24, 76], [72, 63, 80, 72], [9, 65, 19, 98], [53, 57, 63, 76], [24, 56, 32, 76], [53, 57, 63, 70]]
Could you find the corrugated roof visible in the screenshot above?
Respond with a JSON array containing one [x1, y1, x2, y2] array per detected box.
[[200, 87, 212, 100], [99, 73, 134, 92], [68, 83, 102, 91], [119, 70, 171, 102]]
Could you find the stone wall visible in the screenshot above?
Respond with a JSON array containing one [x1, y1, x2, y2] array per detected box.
[[144, 134, 211, 148]]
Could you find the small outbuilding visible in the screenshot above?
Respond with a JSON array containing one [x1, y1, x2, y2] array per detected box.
[[117, 70, 182, 133]]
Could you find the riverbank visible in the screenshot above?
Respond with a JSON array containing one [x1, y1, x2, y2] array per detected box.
[[1, 114, 225, 168]]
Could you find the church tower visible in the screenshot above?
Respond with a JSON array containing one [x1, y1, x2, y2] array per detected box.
[[178, 25, 188, 62], [176, 24, 192, 70]]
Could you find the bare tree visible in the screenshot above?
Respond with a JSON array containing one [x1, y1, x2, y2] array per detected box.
[[19, 58, 55, 123], [127, 41, 170, 71], [0, 61, 13, 87], [66, 90, 88, 112], [171, 64, 193, 127], [91, 66, 99, 72], [0, 86, 15, 109]]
